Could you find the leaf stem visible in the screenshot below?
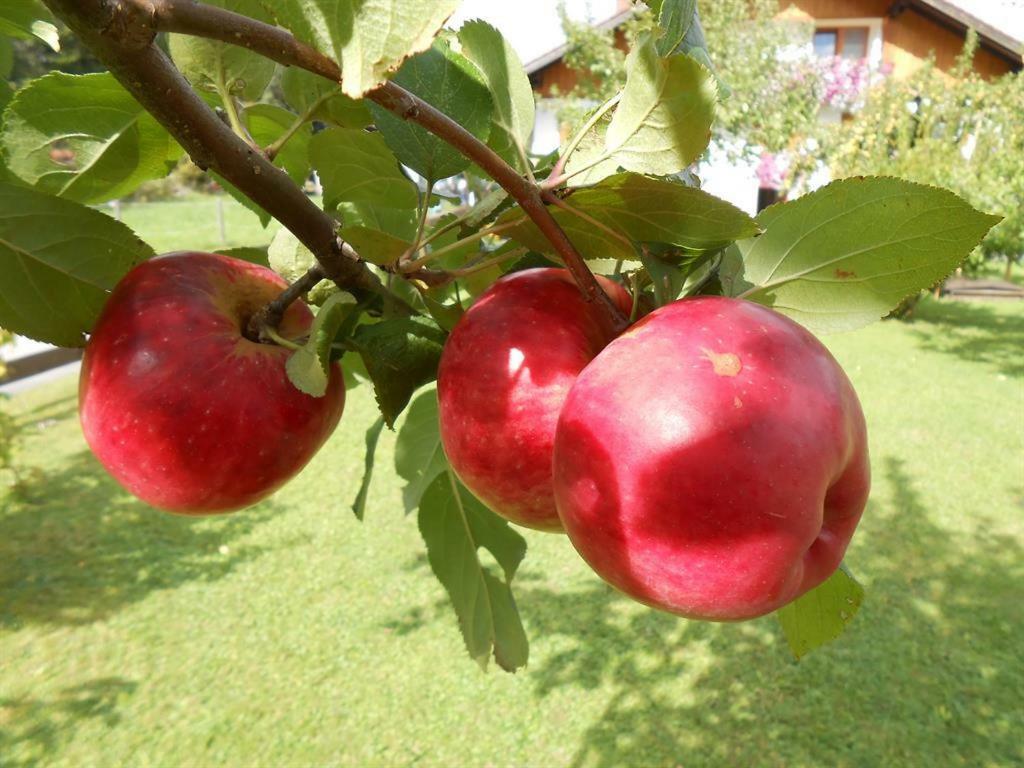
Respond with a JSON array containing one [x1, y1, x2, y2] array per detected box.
[[214, 66, 256, 149], [544, 92, 621, 187], [543, 193, 633, 251], [266, 88, 337, 160], [400, 180, 434, 265], [449, 248, 525, 277], [263, 326, 303, 351], [400, 218, 525, 273]]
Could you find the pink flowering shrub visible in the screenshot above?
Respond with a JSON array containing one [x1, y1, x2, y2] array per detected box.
[[819, 56, 872, 112], [757, 152, 786, 188]]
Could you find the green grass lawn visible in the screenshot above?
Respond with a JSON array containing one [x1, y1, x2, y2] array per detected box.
[[114, 194, 286, 254], [1, 199, 1023, 767]]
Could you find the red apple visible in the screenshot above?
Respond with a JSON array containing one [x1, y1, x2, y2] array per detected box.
[[553, 296, 869, 619], [437, 268, 632, 531], [79, 251, 345, 514]]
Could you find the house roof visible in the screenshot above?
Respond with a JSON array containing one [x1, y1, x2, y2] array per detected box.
[[904, 0, 1024, 60], [521, 8, 636, 74], [447, 0, 630, 74]]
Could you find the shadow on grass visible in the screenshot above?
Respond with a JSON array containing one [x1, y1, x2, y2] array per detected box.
[[390, 458, 1023, 766], [517, 457, 1023, 766], [0, 678, 137, 768], [906, 299, 1024, 377], [0, 450, 276, 630]]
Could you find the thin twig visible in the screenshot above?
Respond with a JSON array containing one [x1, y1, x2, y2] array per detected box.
[[399, 218, 524, 273], [544, 92, 621, 187], [266, 88, 336, 160], [247, 265, 325, 341], [543, 193, 634, 251]]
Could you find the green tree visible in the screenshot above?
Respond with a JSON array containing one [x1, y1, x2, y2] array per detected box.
[[820, 33, 1022, 277], [556, 1, 822, 156]]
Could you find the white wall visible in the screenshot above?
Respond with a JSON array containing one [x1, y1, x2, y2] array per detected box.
[[449, 0, 620, 67], [0, 337, 52, 362], [698, 139, 761, 217]]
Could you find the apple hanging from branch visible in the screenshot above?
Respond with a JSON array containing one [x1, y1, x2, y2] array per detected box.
[[552, 297, 870, 620], [437, 268, 632, 531], [79, 252, 345, 513]]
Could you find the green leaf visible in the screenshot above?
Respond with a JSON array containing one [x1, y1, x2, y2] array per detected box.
[[0, 79, 12, 117], [722, 177, 1003, 333], [457, 21, 535, 171], [285, 291, 354, 397], [0, 182, 153, 346], [267, 227, 335, 304], [0, 1, 59, 50], [214, 245, 269, 266], [368, 40, 493, 181], [650, 0, 696, 56], [418, 470, 529, 671], [351, 416, 385, 520], [777, 564, 865, 660], [336, 201, 419, 241], [672, 10, 728, 98], [501, 172, 759, 260], [562, 110, 621, 188], [0, 37, 14, 80], [1, 73, 183, 204], [168, 0, 275, 101], [310, 127, 419, 210], [352, 316, 447, 427], [269, 0, 460, 97], [244, 103, 311, 184], [602, 35, 717, 178], [641, 249, 687, 306], [420, 292, 465, 332], [268, 227, 316, 281], [465, 186, 511, 229], [394, 386, 448, 513], [280, 66, 371, 128], [338, 225, 412, 266]]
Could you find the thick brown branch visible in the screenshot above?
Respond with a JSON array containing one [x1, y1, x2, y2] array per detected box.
[[42, 0, 388, 311], [131, 0, 627, 329]]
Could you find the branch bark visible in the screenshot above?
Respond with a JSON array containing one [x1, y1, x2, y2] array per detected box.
[[41, 0, 389, 314], [128, 0, 628, 329]]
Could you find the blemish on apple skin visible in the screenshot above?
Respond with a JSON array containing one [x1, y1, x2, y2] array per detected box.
[[733, 396, 743, 409], [700, 347, 742, 377], [835, 268, 857, 279]]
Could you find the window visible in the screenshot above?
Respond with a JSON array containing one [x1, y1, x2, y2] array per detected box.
[[814, 26, 870, 59]]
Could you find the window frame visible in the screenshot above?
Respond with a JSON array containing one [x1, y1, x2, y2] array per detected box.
[[810, 17, 884, 67]]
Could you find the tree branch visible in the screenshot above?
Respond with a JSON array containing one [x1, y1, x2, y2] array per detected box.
[[41, 0, 390, 317], [130, 0, 628, 329]]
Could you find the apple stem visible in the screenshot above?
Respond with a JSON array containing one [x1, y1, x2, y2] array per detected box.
[[247, 266, 326, 343]]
